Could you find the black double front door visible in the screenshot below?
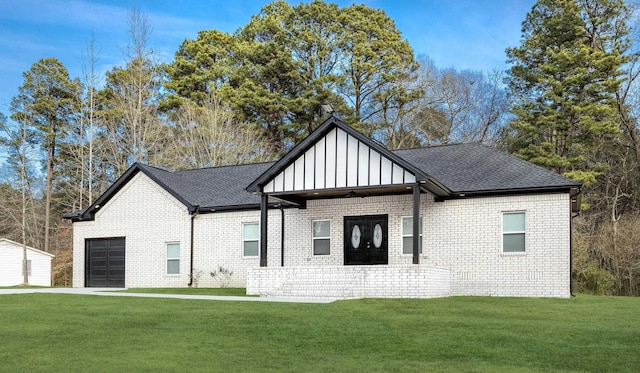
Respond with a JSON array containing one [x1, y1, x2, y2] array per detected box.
[[344, 214, 388, 265]]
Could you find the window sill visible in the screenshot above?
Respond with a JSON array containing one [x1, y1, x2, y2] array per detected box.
[[500, 251, 526, 257]]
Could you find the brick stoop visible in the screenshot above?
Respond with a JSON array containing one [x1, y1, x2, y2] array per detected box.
[[247, 265, 451, 299]]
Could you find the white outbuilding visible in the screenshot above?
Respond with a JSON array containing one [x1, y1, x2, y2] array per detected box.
[[0, 238, 55, 287]]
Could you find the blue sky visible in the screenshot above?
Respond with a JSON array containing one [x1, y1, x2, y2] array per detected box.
[[0, 0, 535, 112]]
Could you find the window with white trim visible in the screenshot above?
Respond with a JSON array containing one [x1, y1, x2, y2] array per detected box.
[[503, 212, 526, 252], [22, 260, 32, 276], [402, 216, 423, 255], [243, 222, 259, 257], [312, 220, 331, 255], [167, 242, 180, 274]]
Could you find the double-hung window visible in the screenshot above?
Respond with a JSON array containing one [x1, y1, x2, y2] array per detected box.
[[312, 220, 331, 255], [503, 212, 526, 252], [243, 222, 259, 257], [167, 242, 180, 274], [402, 216, 423, 255]]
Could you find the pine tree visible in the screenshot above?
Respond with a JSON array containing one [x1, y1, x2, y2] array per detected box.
[[506, 0, 630, 185], [10, 58, 82, 252]]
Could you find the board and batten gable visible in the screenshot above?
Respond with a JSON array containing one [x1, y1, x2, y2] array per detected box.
[[0, 238, 54, 287], [263, 127, 416, 193], [72, 172, 191, 288]]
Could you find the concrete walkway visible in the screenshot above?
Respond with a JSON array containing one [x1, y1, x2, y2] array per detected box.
[[0, 287, 337, 303]]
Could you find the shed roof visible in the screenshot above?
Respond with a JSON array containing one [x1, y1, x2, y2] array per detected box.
[[0, 238, 55, 258]]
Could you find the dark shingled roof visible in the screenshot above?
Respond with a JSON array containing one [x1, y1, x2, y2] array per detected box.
[[138, 162, 275, 210], [66, 138, 579, 222], [141, 143, 578, 210], [393, 143, 580, 194]]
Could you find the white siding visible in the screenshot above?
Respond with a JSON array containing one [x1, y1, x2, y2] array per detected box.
[[380, 157, 393, 184], [335, 129, 347, 188], [0, 239, 54, 287], [284, 163, 295, 191], [346, 135, 358, 187], [315, 138, 326, 189], [325, 129, 337, 188], [358, 143, 369, 186], [294, 157, 305, 191]]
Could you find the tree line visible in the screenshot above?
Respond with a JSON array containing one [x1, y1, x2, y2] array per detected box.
[[0, 0, 638, 294]]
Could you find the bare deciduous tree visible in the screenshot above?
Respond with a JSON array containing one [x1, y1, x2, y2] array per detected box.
[[97, 8, 165, 178], [0, 115, 40, 285], [162, 95, 269, 169], [411, 58, 510, 146], [376, 57, 510, 150]]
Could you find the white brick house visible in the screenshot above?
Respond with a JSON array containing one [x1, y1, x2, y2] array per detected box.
[[0, 238, 55, 287], [67, 117, 581, 298]]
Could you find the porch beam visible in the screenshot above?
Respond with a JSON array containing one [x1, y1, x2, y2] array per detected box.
[[413, 182, 420, 264], [260, 193, 268, 267]]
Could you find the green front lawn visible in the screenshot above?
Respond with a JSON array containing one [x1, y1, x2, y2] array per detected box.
[[1, 294, 638, 372]]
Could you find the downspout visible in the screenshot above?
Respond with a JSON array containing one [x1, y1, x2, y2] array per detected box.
[[188, 206, 200, 287], [569, 188, 581, 297], [279, 205, 285, 267], [570, 210, 580, 297]]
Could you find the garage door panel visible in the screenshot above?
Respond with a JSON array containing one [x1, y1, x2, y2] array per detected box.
[[109, 259, 125, 267], [86, 238, 125, 288], [90, 250, 106, 258]]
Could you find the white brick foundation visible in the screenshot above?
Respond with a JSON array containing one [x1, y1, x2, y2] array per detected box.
[[247, 265, 451, 298]]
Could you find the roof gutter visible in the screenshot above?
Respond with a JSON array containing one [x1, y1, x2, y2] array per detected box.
[[434, 185, 582, 201]]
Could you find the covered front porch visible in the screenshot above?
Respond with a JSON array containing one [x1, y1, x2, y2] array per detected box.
[[244, 117, 455, 298]]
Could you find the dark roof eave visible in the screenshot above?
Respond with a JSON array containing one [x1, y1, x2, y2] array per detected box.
[[188, 201, 300, 213], [434, 184, 582, 201], [137, 165, 196, 213], [67, 163, 197, 222]]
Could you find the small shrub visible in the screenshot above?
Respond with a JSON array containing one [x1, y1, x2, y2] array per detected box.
[[210, 266, 233, 288], [573, 263, 615, 295]]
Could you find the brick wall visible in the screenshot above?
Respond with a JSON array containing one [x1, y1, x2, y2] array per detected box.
[[246, 192, 570, 298], [190, 209, 280, 288], [247, 265, 451, 298], [73, 172, 571, 297], [73, 172, 191, 288], [427, 194, 571, 297]]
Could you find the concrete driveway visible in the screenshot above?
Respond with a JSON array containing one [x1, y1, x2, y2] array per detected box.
[[0, 287, 336, 303]]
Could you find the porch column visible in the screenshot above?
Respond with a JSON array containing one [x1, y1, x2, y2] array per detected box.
[[260, 193, 268, 267], [413, 182, 420, 265]]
